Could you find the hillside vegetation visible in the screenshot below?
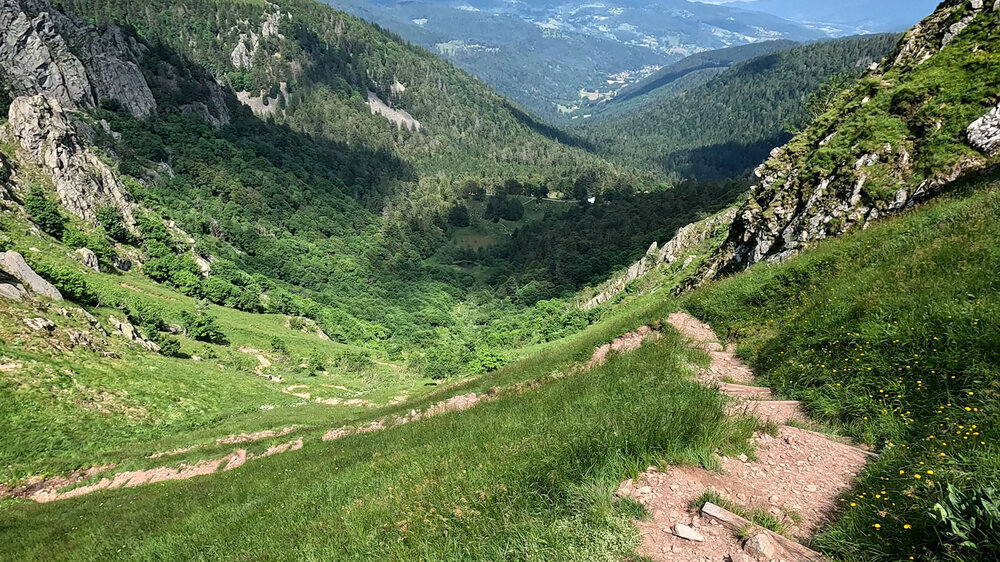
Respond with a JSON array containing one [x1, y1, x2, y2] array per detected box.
[[583, 34, 900, 181]]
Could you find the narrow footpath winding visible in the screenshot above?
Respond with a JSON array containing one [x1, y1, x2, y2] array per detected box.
[[617, 312, 874, 561]]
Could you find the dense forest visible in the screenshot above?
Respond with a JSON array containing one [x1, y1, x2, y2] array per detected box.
[[582, 34, 901, 181]]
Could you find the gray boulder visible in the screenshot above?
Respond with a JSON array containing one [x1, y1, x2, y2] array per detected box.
[[0, 250, 62, 300], [75, 247, 99, 271]]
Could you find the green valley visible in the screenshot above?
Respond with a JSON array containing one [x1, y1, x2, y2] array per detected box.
[[2, 0, 1000, 560]]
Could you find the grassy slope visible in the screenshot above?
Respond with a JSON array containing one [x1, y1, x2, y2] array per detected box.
[[0, 284, 756, 560], [686, 174, 1000, 560], [0, 211, 433, 484]]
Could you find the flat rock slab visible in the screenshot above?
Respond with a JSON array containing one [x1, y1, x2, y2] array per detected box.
[[730, 400, 810, 425], [718, 382, 774, 399]]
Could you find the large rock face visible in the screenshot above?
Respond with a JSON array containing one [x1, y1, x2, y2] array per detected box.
[[8, 94, 136, 226], [0, 0, 155, 118], [703, 0, 998, 279]]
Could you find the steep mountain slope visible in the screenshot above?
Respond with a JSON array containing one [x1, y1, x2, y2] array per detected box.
[[319, 0, 826, 119], [0, 0, 639, 375], [709, 0, 1000, 276], [320, 0, 669, 120], [600, 39, 797, 109], [582, 34, 900, 180], [47, 0, 624, 187]]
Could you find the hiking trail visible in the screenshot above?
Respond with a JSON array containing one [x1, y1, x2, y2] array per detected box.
[[616, 312, 874, 561]]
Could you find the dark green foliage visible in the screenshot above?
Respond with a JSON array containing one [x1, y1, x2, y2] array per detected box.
[[25, 187, 66, 239], [0, 233, 13, 253], [32, 263, 97, 305], [151, 333, 182, 357], [96, 207, 132, 244], [483, 195, 524, 222], [268, 336, 287, 354], [179, 308, 227, 345], [447, 204, 470, 227], [468, 348, 506, 374], [931, 483, 1000, 554]]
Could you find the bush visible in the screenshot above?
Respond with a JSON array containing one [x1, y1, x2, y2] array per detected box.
[[25, 187, 66, 238], [61, 227, 88, 249], [151, 333, 182, 357], [171, 269, 204, 298], [268, 336, 287, 354], [468, 348, 507, 374], [33, 263, 97, 305], [179, 309, 227, 344], [0, 233, 13, 253], [96, 207, 132, 244]]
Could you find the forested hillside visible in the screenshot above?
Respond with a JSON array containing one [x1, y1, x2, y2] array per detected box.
[[582, 34, 900, 181]]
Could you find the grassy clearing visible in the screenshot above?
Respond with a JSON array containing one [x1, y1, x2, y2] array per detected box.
[[0, 322, 756, 560], [686, 178, 1000, 560]]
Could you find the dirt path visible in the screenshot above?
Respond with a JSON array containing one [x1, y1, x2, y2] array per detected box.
[[617, 312, 872, 561]]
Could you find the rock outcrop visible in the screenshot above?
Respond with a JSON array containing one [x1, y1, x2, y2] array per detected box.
[[582, 209, 736, 309], [967, 102, 1000, 156], [108, 315, 160, 353], [702, 0, 996, 279], [0, 0, 156, 118], [0, 250, 62, 300], [75, 247, 99, 272], [7, 94, 136, 226]]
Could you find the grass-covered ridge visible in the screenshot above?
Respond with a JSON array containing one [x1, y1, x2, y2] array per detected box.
[[686, 173, 1000, 560]]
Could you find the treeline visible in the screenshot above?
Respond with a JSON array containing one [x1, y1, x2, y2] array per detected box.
[[437, 178, 750, 301]]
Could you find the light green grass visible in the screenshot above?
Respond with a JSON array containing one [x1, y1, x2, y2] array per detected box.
[[0, 317, 756, 560]]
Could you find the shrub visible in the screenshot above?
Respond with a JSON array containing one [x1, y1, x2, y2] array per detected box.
[[179, 309, 227, 344], [33, 263, 97, 305], [61, 227, 88, 249], [468, 348, 507, 374], [171, 269, 204, 298], [0, 233, 14, 253], [96, 207, 132, 244], [268, 336, 287, 354], [25, 187, 66, 238], [152, 333, 182, 357]]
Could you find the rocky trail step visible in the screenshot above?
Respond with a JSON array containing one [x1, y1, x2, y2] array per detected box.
[[717, 382, 775, 400], [615, 313, 874, 561]]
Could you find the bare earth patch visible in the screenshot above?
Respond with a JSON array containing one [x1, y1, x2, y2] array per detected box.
[[587, 325, 660, 368], [614, 313, 873, 561]]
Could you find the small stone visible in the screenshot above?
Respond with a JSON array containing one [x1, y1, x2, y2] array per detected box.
[[744, 533, 779, 561], [738, 453, 749, 462], [672, 523, 704, 542], [638, 486, 652, 494], [805, 484, 818, 492], [768, 495, 781, 505], [730, 552, 752, 562]]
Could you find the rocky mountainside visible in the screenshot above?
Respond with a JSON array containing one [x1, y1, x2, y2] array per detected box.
[[581, 0, 1000, 305], [703, 0, 1000, 277]]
